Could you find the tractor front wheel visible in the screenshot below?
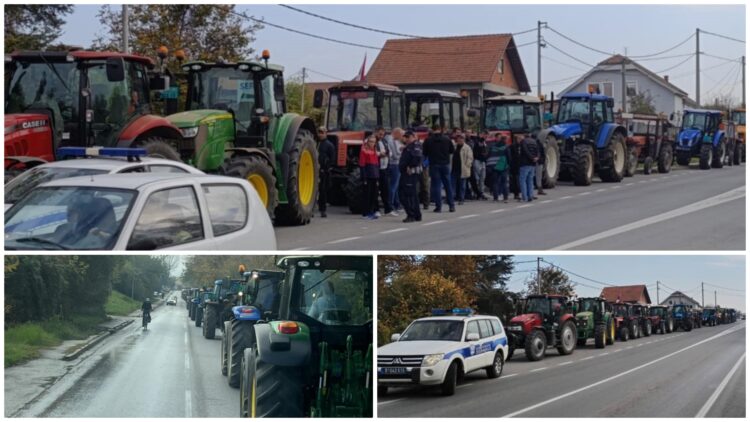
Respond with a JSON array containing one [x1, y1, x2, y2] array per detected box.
[[556, 321, 577, 355], [658, 143, 673, 173], [246, 349, 304, 416], [643, 320, 652, 337], [606, 319, 615, 345], [667, 319, 674, 333], [542, 135, 560, 189], [344, 167, 365, 215], [195, 307, 203, 327], [573, 144, 594, 186], [524, 330, 547, 361], [228, 319, 255, 388], [598, 132, 626, 182], [221, 321, 230, 376], [711, 140, 726, 168], [643, 156, 653, 175], [733, 143, 743, 165], [619, 325, 629, 341], [274, 129, 319, 225], [699, 144, 713, 170], [624, 146, 638, 177], [222, 155, 278, 217], [594, 324, 606, 349], [139, 137, 181, 161], [204, 306, 217, 339]]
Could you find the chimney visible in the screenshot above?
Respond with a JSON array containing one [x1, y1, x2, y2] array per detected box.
[[663, 75, 669, 83]]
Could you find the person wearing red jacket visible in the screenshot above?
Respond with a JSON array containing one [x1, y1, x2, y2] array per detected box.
[[359, 135, 381, 219]]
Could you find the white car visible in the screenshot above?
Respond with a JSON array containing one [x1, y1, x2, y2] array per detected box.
[[5, 155, 203, 211], [5, 173, 276, 250], [377, 310, 508, 396]]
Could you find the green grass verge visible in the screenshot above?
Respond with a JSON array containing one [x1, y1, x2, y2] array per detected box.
[[5, 315, 105, 368], [104, 290, 141, 316]]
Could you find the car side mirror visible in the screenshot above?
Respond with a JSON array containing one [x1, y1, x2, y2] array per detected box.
[[466, 332, 480, 342], [106, 57, 125, 82], [466, 108, 479, 118], [606, 98, 614, 108], [149, 75, 169, 91], [313, 89, 324, 108], [391, 333, 401, 342], [273, 76, 285, 101]]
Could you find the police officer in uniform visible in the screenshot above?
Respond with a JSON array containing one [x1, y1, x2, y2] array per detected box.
[[398, 131, 423, 223], [316, 126, 335, 217]]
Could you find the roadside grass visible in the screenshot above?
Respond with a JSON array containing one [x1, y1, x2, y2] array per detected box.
[[105, 290, 141, 316], [5, 315, 105, 368]]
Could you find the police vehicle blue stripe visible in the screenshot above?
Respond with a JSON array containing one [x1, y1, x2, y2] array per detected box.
[[443, 337, 507, 360]]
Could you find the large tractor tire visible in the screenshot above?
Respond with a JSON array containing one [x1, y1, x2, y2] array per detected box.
[[556, 321, 577, 355], [658, 143, 673, 173], [606, 319, 615, 345], [676, 150, 692, 166], [572, 144, 595, 186], [643, 320, 652, 337], [486, 351, 504, 379], [542, 135, 560, 189], [658, 321, 666, 335], [699, 144, 713, 170], [524, 330, 547, 361], [629, 321, 639, 339], [221, 321, 230, 376], [733, 143, 743, 165], [274, 129, 319, 226], [618, 325, 629, 341], [228, 319, 256, 388], [643, 156, 654, 175], [711, 140, 726, 168], [139, 137, 181, 161], [203, 306, 217, 340], [598, 132, 627, 182], [725, 140, 735, 167], [344, 167, 365, 215], [684, 320, 693, 332], [594, 323, 606, 349], [222, 155, 278, 217], [244, 349, 305, 417], [441, 361, 458, 396], [624, 146, 638, 177], [188, 303, 195, 320], [195, 307, 203, 327]]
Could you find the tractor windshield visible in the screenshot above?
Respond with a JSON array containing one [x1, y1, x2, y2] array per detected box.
[[682, 112, 708, 131], [673, 304, 687, 314], [408, 99, 441, 129], [399, 320, 464, 342], [578, 299, 598, 313], [484, 103, 540, 132], [299, 267, 372, 326], [612, 304, 628, 317], [326, 90, 377, 132], [188, 67, 255, 132], [250, 274, 282, 313], [523, 297, 550, 315], [558, 98, 590, 124], [731, 110, 745, 125], [650, 307, 665, 317]]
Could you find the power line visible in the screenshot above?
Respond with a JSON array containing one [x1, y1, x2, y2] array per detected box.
[[637, 52, 695, 62], [542, 54, 588, 72], [545, 26, 612, 56], [702, 52, 743, 63], [305, 67, 347, 81], [629, 33, 696, 58], [700, 29, 745, 44], [544, 40, 594, 68], [531, 74, 581, 89], [703, 281, 745, 292], [704, 62, 740, 99], [540, 259, 617, 287], [279, 4, 421, 38], [654, 54, 695, 74]]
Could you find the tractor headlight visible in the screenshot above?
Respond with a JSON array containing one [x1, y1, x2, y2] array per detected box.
[[421, 354, 443, 367], [508, 325, 523, 331], [180, 126, 199, 138]]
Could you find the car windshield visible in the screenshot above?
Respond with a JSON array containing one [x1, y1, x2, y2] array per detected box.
[[558, 98, 590, 123], [5, 186, 135, 250], [5, 167, 109, 204], [524, 297, 549, 315], [612, 304, 628, 317], [399, 320, 464, 342], [578, 299, 598, 313], [485, 103, 540, 132], [327, 91, 377, 132], [682, 112, 708, 130], [188, 67, 255, 133], [298, 267, 372, 326]]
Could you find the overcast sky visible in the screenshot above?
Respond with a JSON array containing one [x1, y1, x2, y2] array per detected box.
[[59, 4, 745, 105], [508, 255, 746, 311]]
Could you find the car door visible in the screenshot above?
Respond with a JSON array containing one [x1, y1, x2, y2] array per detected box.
[[463, 320, 482, 372], [477, 319, 494, 366]]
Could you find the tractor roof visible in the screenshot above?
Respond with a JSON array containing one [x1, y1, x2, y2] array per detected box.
[[561, 92, 611, 101], [404, 89, 462, 99], [328, 81, 401, 92], [684, 108, 723, 115], [182, 60, 284, 72], [484, 94, 541, 104], [10, 50, 154, 67]]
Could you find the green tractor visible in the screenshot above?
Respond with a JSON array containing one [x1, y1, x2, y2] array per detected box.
[[575, 297, 616, 348], [202, 277, 244, 339], [165, 51, 319, 225], [221, 266, 285, 388], [239, 255, 373, 417]]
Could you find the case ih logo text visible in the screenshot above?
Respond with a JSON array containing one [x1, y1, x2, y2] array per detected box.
[[21, 120, 47, 129]]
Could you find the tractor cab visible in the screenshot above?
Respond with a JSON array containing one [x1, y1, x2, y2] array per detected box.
[[211, 278, 244, 303], [481, 95, 542, 142], [675, 109, 727, 168], [511, 294, 572, 330], [649, 305, 668, 318], [553, 93, 615, 141], [610, 302, 631, 318], [405, 89, 464, 140], [577, 297, 608, 317], [5, 50, 181, 176], [239, 268, 284, 316]]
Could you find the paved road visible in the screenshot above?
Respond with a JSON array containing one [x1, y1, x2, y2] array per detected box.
[[276, 164, 745, 250], [31, 297, 236, 418], [378, 321, 746, 418]]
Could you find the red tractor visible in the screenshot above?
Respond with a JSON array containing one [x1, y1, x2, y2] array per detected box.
[[631, 304, 652, 337], [314, 82, 405, 213], [404, 89, 465, 141], [610, 302, 640, 341], [5, 50, 183, 180], [618, 113, 676, 176], [505, 294, 578, 361], [647, 305, 674, 334]]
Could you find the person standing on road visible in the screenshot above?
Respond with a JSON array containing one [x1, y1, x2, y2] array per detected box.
[[535, 136, 547, 198], [519, 134, 540, 202], [473, 131, 490, 200], [419, 137, 431, 210], [398, 130, 423, 222], [509, 135, 522, 201], [387, 128, 404, 213], [359, 135, 380, 219], [316, 126, 335, 218], [375, 127, 395, 216], [423, 125, 455, 213], [487, 134, 512, 202], [452, 134, 473, 205]]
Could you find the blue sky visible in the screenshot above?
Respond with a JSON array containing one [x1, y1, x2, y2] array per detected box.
[[508, 255, 746, 311], [59, 4, 745, 104]]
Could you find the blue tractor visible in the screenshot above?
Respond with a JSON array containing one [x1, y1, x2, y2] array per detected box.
[[671, 304, 694, 331], [542, 93, 627, 185], [675, 109, 727, 169]]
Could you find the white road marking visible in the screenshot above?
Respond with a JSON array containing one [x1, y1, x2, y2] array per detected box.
[[611, 185, 622, 189], [625, 346, 634, 350], [695, 352, 746, 417], [326, 236, 362, 244], [579, 356, 595, 361], [559, 196, 573, 200], [185, 354, 190, 371], [554, 186, 745, 249], [457, 383, 474, 389], [611, 349, 622, 353], [540, 200, 553, 204], [490, 209, 506, 214], [378, 398, 406, 406], [184, 332, 188, 346], [598, 352, 609, 356], [518, 204, 533, 208], [501, 325, 744, 418], [504, 373, 519, 378], [578, 191, 591, 196], [595, 188, 607, 192], [558, 361, 574, 366], [423, 219, 447, 226], [185, 390, 192, 417], [626, 183, 635, 186], [379, 228, 408, 234], [530, 367, 548, 372], [458, 214, 479, 219]]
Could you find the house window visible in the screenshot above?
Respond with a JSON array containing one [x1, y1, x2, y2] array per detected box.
[[587, 82, 613, 97], [498, 58, 504, 75], [626, 81, 638, 97]]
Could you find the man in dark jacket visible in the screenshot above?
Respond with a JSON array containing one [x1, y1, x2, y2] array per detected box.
[[509, 136, 522, 201], [519, 135, 540, 202], [423, 125, 455, 212], [316, 127, 336, 217], [535, 136, 547, 197], [398, 131, 422, 222]]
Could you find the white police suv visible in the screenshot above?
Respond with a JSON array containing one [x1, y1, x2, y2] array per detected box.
[[377, 308, 508, 396]]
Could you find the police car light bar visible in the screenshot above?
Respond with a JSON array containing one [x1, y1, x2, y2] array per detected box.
[[57, 147, 147, 159], [431, 308, 474, 316]]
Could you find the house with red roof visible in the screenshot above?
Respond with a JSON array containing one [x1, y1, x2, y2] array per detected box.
[[600, 285, 652, 305]]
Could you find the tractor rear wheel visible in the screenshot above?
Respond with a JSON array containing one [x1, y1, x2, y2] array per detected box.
[[247, 349, 304, 416], [228, 319, 255, 388], [711, 140, 726, 168], [204, 306, 217, 339], [542, 135, 560, 189], [630, 321, 640, 339], [684, 321, 693, 332], [556, 321, 577, 355], [222, 155, 278, 217], [486, 351, 504, 379], [643, 320, 652, 337], [221, 321, 230, 376], [624, 146, 638, 177], [573, 144, 595, 186], [606, 319, 615, 345], [699, 144, 713, 169], [594, 324, 606, 349], [599, 132, 627, 182], [619, 325, 629, 341], [274, 129, 319, 226], [139, 136, 181, 161], [658, 143, 673, 173], [344, 167, 365, 215], [524, 330, 547, 361], [195, 307, 203, 327], [441, 361, 458, 395], [733, 143, 743, 165]]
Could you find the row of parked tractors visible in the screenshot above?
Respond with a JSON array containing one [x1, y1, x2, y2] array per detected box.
[[505, 294, 740, 361], [180, 256, 373, 417], [6, 48, 746, 222]]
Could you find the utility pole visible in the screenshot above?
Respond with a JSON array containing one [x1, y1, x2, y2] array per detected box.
[[696, 28, 701, 105], [122, 5, 129, 54], [537, 257, 542, 294], [701, 282, 704, 307], [714, 290, 717, 307], [301, 67, 306, 114], [537, 21, 546, 123], [742, 56, 746, 108], [621, 55, 627, 113], [656, 280, 660, 304]]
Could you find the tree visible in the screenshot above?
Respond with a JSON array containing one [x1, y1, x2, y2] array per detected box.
[[4, 5, 74, 52], [525, 266, 575, 296], [628, 90, 656, 114], [286, 76, 325, 126], [92, 5, 262, 67], [181, 256, 276, 287]]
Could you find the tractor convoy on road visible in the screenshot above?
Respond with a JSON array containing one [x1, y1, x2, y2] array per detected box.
[[181, 255, 373, 417]]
